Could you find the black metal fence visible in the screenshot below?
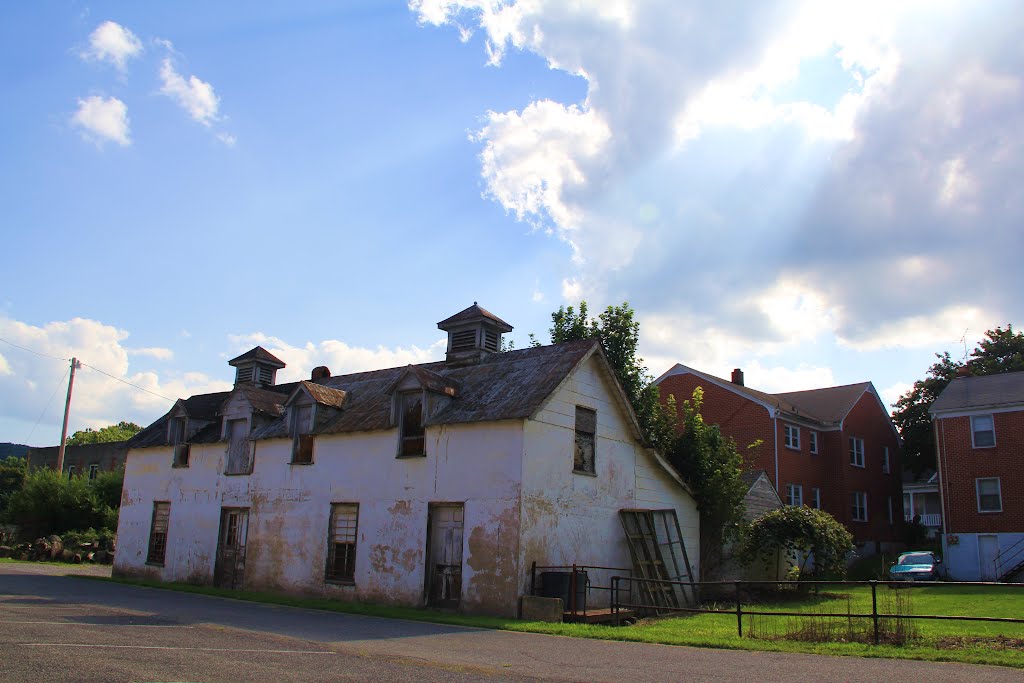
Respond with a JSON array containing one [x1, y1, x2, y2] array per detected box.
[[609, 576, 1024, 643], [530, 562, 633, 617]]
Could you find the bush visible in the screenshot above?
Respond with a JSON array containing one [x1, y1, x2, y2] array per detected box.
[[6, 468, 119, 540], [740, 505, 855, 579]]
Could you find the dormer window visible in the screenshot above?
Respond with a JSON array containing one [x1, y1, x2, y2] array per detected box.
[[398, 392, 425, 457], [225, 418, 252, 475], [291, 403, 314, 464], [170, 415, 190, 468]]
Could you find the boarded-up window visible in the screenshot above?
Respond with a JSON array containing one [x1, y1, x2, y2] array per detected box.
[[399, 392, 425, 456], [325, 503, 358, 583], [291, 403, 314, 464], [147, 502, 170, 565], [171, 416, 190, 467], [225, 419, 251, 474], [574, 406, 596, 474]]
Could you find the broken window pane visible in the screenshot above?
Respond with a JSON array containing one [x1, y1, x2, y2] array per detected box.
[[326, 503, 358, 583], [399, 392, 425, 456], [147, 502, 170, 566], [574, 406, 596, 474]]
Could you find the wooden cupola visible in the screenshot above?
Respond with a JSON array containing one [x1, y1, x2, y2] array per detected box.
[[228, 346, 286, 387], [437, 302, 513, 365]]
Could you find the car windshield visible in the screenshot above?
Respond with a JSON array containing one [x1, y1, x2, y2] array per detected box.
[[898, 553, 934, 565]]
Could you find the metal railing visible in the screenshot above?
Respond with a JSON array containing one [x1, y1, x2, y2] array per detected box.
[[996, 537, 1024, 582], [904, 512, 941, 527], [530, 562, 633, 617], [610, 577, 1024, 643]]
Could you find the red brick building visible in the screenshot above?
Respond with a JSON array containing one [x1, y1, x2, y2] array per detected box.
[[931, 371, 1024, 581], [656, 365, 902, 551]]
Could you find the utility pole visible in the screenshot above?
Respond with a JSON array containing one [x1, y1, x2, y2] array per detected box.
[[56, 357, 81, 475]]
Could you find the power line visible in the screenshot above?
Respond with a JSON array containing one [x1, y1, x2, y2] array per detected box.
[[79, 361, 174, 402], [0, 337, 69, 362], [0, 334, 175, 404], [25, 367, 71, 446]]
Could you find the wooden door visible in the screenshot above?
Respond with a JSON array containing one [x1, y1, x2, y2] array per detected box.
[[214, 508, 249, 589], [427, 504, 464, 607], [979, 534, 999, 581]]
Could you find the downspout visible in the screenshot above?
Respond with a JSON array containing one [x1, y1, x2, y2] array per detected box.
[[772, 412, 779, 490], [935, 419, 948, 538]]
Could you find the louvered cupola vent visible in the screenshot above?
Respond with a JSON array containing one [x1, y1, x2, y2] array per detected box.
[[437, 303, 513, 365], [228, 346, 287, 387]]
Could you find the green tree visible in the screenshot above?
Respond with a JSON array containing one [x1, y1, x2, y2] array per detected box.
[[66, 421, 142, 446], [666, 387, 749, 575], [549, 302, 676, 452], [5, 467, 120, 539], [739, 505, 855, 580], [893, 325, 1024, 474], [0, 455, 27, 516]]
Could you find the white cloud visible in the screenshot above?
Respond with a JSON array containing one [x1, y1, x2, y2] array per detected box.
[[227, 333, 448, 384], [416, 0, 1024, 369], [71, 95, 130, 146], [81, 20, 142, 71], [159, 57, 221, 126], [880, 381, 912, 411], [0, 316, 229, 445], [127, 347, 174, 361], [216, 132, 237, 147]]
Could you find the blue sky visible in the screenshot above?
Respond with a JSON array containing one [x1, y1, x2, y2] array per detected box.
[[2, 1, 1021, 446]]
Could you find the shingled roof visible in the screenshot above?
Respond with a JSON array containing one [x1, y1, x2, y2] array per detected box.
[[131, 338, 607, 448], [930, 371, 1024, 414], [656, 364, 880, 428], [437, 302, 513, 332]]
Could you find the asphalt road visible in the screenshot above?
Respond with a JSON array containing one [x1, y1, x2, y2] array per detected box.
[[1, 562, 1021, 683]]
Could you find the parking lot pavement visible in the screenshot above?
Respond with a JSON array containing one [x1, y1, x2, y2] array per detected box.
[[2, 563, 1022, 683]]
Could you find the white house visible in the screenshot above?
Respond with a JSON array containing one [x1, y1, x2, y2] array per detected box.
[[115, 304, 699, 616]]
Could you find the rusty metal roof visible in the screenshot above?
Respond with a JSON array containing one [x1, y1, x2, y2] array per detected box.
[[436, 302, 513, 332], [228, 345, 286, 368], [132, 338, 601, 447], [295, 380, 348, 408]]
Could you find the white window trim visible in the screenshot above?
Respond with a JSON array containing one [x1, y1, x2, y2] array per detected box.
[[787, 483, 803, 507], [849, 437, 865, 468], [784, 424, 800, 450], [971, 414, 996, 449], [976, 477, 1003, 513], [809, 431, 818, 454], [852, 491, 868, 522], [811, 487, 821, 509]]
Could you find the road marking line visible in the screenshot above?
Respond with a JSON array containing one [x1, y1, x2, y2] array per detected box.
[[2, 621, 191, 627], [20, 643, 335, 654]]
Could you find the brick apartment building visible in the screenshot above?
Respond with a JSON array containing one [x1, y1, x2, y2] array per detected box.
[[931, 370, 1024, 581], [656, 365, 903, 552]]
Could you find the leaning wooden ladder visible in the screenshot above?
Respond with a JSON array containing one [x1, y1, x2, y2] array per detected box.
[[619, 509, 696, 613]]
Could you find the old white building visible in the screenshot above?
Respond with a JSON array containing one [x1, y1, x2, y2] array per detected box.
[[115, 304, 698, 616]]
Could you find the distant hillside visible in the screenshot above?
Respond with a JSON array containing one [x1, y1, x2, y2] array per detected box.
[[0, 443, 30, 459]]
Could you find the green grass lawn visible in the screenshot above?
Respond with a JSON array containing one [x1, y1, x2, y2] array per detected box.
[[48, 565, 1024, 670]]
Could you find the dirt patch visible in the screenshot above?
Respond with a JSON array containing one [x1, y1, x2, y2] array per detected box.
[[935, 636, 1024, 651]]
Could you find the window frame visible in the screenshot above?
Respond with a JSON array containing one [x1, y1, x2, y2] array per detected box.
[[882, 446, 890, 474], [811, 487, 822, 509], [784, 424, 801, 450], [849, 437, 865, 468], [290, 402, 315, 464], [976, 477, 1002, 513], [397, 391, 426, 458], [146, 501, 171, 566], [851, 491, 868, 522], [786, 483, 803, 507], [971, 414, 996, 449], [809, 431, 818, 454], [573, 405, 597, 475], [170, 415, 190, 468], [224, 417, 252, 475], [325, 503, 359, 584]]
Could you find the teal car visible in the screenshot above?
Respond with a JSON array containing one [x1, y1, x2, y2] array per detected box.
[[889, 551, 943, 581]]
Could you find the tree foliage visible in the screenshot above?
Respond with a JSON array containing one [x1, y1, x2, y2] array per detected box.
[[5, 467, 121, 538], [739, 505, 855, 579], [0, 456, 27, 514], [66, 421, 142, 446], [549, 302, 676, 452], [666, 388, 749, 573], [893, 325, 1024, 474]]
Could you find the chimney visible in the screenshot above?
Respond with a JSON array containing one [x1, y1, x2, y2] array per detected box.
[[955, 364, 972, 378], [731, 368, 745, 386], [311, 366, 331, 382]]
